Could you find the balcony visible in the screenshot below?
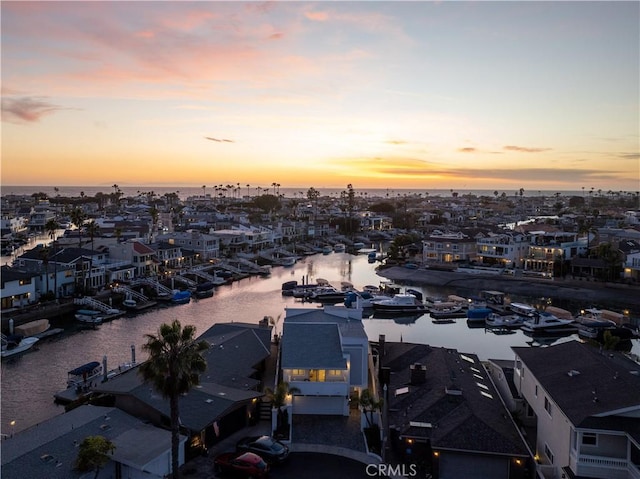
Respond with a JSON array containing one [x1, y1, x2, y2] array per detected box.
[[570, 452, 638, 479], [290, 380, 349, 397]]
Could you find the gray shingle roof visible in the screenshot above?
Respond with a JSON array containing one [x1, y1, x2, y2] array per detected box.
[[281, 322, 347, 370], [383, 342, 528, 456], [512, 340, 640, 426], [1, 406, 172, 479]]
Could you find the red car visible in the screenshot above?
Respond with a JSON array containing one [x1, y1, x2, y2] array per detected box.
[[214, 451, 270, 478]]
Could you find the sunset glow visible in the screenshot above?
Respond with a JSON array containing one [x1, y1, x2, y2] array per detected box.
[[2, 1, 638, 190]]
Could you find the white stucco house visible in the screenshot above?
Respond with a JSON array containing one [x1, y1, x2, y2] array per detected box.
[[280, 305, 369, 416]]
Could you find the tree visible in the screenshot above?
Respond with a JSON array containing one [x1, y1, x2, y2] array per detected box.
[[264, 381, 300, 438], [357, 388, 383, 428], [38, 245, 51, 299], [75, 435, 115, 479], [139, 320, 209, 479], [70, 208, 86, 247], [45, 218, 59, 299], [86, 221, 100, 292]]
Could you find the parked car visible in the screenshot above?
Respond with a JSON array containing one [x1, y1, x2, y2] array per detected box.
[[214, 451, 270, 478], [236, 435, 290, 464]]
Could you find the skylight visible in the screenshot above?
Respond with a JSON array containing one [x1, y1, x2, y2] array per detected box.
[[395, 387, 409, 396], [460, 354, 475, 364], [480, 391, 494, 399]]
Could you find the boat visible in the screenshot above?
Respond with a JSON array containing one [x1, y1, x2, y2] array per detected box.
[[171, 290, 191, 304], [75, 309, 103, 325], [344, 290, 390, 309], [308, 286, 346, 303], [466, 297, 493, 323], [371, 293, 428, 314], [122, 298, 138, 310], [520, 311, 577, 335], [508, 302, 538, 318], [66, 361, 103, 389], [322, 245, 333, 255], [429, 302, 467, 320], [333, 243, 346, 252], [574, 308, 626, 340], [352, 242, 365, 250], [1, 335, 39, 359], [485, 313, 525, 329], [195, 281, 215, 298], [14, 319, 50, 337]]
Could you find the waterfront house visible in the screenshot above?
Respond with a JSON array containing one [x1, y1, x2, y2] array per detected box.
[[156, 230, 220, 261], [280, 305, 369, 416], [619, 239, 640, 282], [476, 231, 530, 269], [421, 230, 478, 264], [107, 240, 158, 278], [94, 322, 272, 456], [378, 340, 532, 479], [0, 265, 39, 309], [1, 405, 180, 479], [511, 340, 640, 479]]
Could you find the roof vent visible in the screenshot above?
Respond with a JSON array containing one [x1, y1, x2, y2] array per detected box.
[[205, 398, 213, 403], [567, 370, 581, 377], [445, 387, 463, 396]]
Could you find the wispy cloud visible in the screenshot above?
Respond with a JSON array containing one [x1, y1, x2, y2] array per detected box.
[[618, 152, 640, 160], [458, 147, 477, 153], [1, 95, 71, 123], [503, 145, 552, 153]]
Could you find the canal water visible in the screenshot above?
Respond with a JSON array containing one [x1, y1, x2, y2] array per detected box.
[[2, 252, 638, 436]]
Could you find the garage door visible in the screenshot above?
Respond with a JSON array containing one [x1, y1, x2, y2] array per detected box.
[[293, 396, 346, 415], [439, 452, 508, 479]]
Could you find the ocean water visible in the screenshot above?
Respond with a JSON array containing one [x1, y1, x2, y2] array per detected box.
[[1, 185, 585, 201]]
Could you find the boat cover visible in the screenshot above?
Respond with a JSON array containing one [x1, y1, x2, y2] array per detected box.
[[68, 361, 101, 376]]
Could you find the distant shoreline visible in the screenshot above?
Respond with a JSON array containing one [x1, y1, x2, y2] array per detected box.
[[376, 266, 640, 316]]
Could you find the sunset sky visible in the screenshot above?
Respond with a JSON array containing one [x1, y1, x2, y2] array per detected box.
[[1, 1, 638, 191]]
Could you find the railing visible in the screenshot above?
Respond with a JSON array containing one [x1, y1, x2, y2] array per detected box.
[[112, 286, 148, 302], [290, 380, 348, 397]]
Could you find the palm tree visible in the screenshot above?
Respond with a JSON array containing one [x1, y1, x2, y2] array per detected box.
[[86, 221, 100, 292], [75, 435, 115, 479], [45, 218, 59, 299], [357, 389, 383, 429], [139, 320, 209, 479], [263, 381, 300, 438], [70, 208, 86, 247], [39, 245, 51, 299]]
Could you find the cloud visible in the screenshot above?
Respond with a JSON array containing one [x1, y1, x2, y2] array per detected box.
[[385, 140, 407, 145], [458, 147, 477, 153], [503, 145, 552, 153], [269, 32, 284, 40], [1, 95, 71, 123], [305, 11, 329, 22], [618, 152, 640, 160]]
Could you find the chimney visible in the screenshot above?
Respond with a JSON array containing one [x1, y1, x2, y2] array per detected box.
[[410, 363, 427, 385]]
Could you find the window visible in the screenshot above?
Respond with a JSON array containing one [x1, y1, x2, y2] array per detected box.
[[582, 433, 597, 446], [544, 396, 552, 416], [544, 444, 554, 464], [535, 385, 538, 397]]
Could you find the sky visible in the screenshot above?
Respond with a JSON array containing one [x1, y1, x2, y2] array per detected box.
[[1, 1, 639, 191]]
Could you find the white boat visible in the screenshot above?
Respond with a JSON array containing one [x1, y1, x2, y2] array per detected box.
[[333, 243, 346, 252], [574, 308, 618, 339], [75, 309, 103, 325], [429, 302, 467, 320], [66, 361, 103, 388], [1, 336, 39, 359], [485, 313, 524, 329], [520, 312, 577, 334], [352, 242, 365, 250], [508, 302, 538, 318], [308, 286, 346, 303], [122, 298, 137, 310], [371, 293, 427, 314]]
